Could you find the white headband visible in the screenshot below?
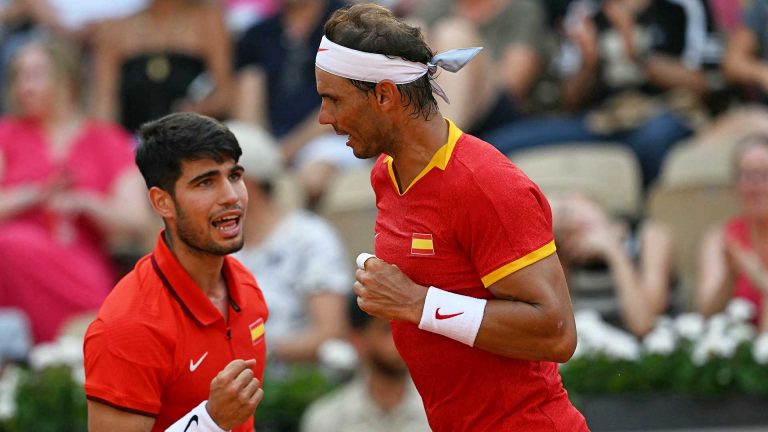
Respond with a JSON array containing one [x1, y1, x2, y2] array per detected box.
[[316, 35, 482, 103]]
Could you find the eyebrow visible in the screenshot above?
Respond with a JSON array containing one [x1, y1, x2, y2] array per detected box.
[[187, 164, 245, 185], [188, 169, 220, 185]]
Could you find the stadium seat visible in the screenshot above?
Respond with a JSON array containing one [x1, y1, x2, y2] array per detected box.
[[656, 138, 738, 188], [646, 184, 739, 310], [509, 144, 643, 219]]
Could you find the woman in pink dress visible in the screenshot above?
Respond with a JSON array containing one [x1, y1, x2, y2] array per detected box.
[[698, 135, 768, 331], [0, 37, 151, 342]]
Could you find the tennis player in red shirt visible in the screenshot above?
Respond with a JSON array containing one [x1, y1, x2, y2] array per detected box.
[[84, 112, 269, 432], [315, 4, 588, 431]]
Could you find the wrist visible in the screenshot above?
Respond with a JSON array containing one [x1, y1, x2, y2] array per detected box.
[[164, 400, 227, 432], [418, 287, 487, 346]]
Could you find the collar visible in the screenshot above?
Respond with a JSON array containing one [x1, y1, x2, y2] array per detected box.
[[384, 118, 463, 195], [151, 231, 242, 326]]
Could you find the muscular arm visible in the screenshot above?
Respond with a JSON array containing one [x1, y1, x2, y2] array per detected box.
[[474, 253, 577, 362], [88, 401, 155, 432], [356, 253, 577, 363]]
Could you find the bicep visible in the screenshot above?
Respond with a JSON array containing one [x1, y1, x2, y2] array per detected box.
[[488, 252, 571, 312], [88, 400, 155, 432]]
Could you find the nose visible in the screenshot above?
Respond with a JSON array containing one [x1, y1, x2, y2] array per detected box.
[[318, 100, 334, 126], [219, 179, 241, 206]]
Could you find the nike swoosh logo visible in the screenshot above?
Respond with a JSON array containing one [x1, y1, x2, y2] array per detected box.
[[189, 352, 209, 372], [184, 415, 199, 431], [435, 308, 464, 320]]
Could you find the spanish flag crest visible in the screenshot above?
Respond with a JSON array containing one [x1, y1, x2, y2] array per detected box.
[[249, 318, 265, 345], [411, 233, 434, 255]]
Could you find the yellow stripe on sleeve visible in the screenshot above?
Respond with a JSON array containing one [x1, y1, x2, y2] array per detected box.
[[480, 240, 557, 288]]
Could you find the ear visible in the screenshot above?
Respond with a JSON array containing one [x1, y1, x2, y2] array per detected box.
[[373, 80, 400, 111], [148, 186, 175, 220]]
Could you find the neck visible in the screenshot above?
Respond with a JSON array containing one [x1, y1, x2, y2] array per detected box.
[[365, 367, 409, 413], [164, 230, 227, 297], [390, 114, 449, 192]]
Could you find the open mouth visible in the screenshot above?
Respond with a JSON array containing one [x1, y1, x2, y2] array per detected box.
[[211, 214, 241, 237]]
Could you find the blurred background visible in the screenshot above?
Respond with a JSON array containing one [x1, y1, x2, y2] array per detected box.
[[2, 0, 768, 431]]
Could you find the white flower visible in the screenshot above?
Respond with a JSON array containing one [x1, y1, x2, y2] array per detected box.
[[692, 333, 738, 366], [317, 339, 358, 372], [753, 333, 768, 365], [674, 313, 705, 340], [601, 327, 642, 361], [707, 314, 730, 337], [726, 298, 756, 324], [727, 323, 756, 345], [643, 326, 677, 355]]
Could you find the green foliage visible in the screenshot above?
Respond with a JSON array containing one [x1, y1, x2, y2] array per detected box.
[[560, 340, 768, 398], [1, 366, 86, 432]]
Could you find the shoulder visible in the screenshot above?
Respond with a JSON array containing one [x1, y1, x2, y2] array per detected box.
[[87, 258, 178, 364], [451, 135, 539, 196]]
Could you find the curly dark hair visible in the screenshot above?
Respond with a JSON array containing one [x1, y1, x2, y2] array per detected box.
[[324, 3, 439, 120]]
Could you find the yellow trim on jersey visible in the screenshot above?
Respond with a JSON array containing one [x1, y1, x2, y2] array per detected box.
[[384, 118, 463, 195], [480, 240, 557, 288]]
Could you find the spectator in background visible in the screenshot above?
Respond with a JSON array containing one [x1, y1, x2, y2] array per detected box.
[[0, 36, 150, 342], [551, 192, 675, 337], [723, 0, 768, 98], [484, 0, 720, 188], [90, 0, 233, 132], [228, 121, 351, 365], [234, 0, 367, 209], [412, 0, 551, 135], [300, 294, 429, 432], [698, 134, 768, 332]]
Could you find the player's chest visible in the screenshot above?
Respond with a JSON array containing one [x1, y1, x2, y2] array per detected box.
[[164, 313, 267, 403], [374, 195, 474, 287]]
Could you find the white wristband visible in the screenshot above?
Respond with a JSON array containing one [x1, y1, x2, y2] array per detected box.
[[418, 286, 487, 346], [165, 400, 227, 432]]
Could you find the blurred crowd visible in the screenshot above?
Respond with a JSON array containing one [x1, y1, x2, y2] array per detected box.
[[2, 0, 768, 428]]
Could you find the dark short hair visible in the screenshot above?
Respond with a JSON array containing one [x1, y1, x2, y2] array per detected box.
[[324, 3, 438, 120], [135, 112, 242, 194]]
